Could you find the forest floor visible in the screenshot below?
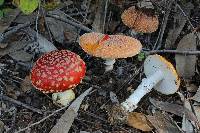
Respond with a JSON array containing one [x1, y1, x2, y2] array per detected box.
[[1, 0, 200, 133]]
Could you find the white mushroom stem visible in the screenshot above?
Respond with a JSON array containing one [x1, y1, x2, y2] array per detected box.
[[52, 89, 75, 106], [104, 59, 116, 72], [121, 70, 164, 112]]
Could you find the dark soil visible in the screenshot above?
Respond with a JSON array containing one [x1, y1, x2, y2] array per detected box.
[[1, 0, 200, 133]]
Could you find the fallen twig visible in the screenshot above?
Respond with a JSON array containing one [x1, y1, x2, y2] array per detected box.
[[49, 87, 93, 133], [46, 14, 93, 32], [145, 49, 200, 55], [176, 3, 200, 41], [15, 87, 93, 133], [92, 0, 109, 33], [15, 106, 67, 133], [98, 66, 143, 111], [49, 10, 84, 26], [153, 0, 173, 50], [24, 28, 57, 52], [2, 95, 42, 114]]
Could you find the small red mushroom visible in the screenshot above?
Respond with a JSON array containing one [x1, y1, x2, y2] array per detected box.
[[30, 50, 86, 106]]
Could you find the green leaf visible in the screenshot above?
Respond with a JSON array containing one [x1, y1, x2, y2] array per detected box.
[[0, 0, 4, 6], [137, 52, 145, 61], [13, 0, 39, 15], [0, 10, 4, 18], [43, 0, 61, 11]]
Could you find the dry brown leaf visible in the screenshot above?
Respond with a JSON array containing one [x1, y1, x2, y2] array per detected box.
[[175, 32, 197, 79], [127, 112, 153, 131], [193, 105, 200, 122], [181, 98, 194, 132], [0, 41, 33, 62], [147, 112, 182, 133], [46, 10, 78, 44], [20, 75, 33, 93], [0, 120, 4, 133], [149, 98, 200, 127], [14, 12, 37, 24], [190, 86, 200, 103], [46, 17, 78, 44], [6, 85, 20, 99], [0, 9, 20, 33], [185, 81, 198, 92], [0, 43, 8, 49]]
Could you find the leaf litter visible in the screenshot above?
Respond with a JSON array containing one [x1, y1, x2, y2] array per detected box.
[[0, 0, 200, 133]]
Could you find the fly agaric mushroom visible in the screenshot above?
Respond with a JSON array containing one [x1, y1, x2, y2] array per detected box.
[[121, 6, 159, 34], [122, 54, 180, 112], [30, 50, 86, 106], [79, 32, 142, 71]]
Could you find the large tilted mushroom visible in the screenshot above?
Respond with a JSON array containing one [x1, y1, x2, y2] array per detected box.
[[121, 6, 159, 34], [122, 54, 180, 112], [108, 54, 180, 124], [79, 32, 142, 71], [30, 50, 86, 106]]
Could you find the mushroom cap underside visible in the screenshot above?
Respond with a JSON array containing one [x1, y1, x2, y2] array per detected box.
[[144, 54, 180, 95], [30, 50, 86, 93], [79, 32, 142, 59]]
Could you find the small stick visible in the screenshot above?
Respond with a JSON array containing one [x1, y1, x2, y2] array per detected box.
[[2, 95, 42, 114], [176, 3, 200, 41], [153, 0, 173, 50], [92, 0, 109, 33], [145, 49, 200, 55], [15, 106, 67, 133], [102, 0, 109, 33], [49, 10, 84, 25], [98, 66, 143, 111], [15, 87, 92, 133], [176, 3, 194, 30], [46, 14, 93, 32]]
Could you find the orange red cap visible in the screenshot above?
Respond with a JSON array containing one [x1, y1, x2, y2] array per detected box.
[[79, 32, 142, 59], [121, 6, 159, 33], [30, 50, 86, 93]]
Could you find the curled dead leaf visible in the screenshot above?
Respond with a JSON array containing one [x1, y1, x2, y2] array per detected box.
[[127, 112, 153, 131]]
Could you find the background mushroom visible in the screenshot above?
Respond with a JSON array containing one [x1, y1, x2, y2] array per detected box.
[[79, 32, 142, 71], [122, 54, 180, 112], [30, 50, 86, 106], [121, 6, 159, 35]]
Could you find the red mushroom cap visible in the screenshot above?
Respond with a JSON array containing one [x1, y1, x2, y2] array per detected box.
[[30, 50, 86, 93]]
